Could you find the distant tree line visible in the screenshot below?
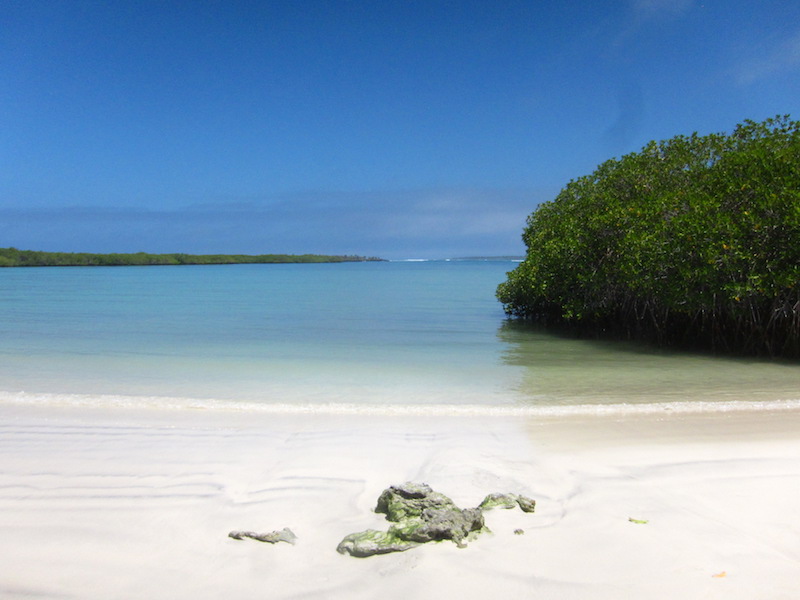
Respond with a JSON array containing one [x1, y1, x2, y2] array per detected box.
[[0, 248, 384, 267], [497, 116, 800, 357]]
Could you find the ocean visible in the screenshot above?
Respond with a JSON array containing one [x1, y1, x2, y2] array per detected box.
[[1, 260, 798, 415]]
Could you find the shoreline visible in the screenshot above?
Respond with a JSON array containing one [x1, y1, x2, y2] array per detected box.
[[4, 389, 800, 417], [1, 402, 799, 599]]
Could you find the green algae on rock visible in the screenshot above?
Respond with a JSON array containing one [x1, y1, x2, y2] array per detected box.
[[336, 529, 420, 557], [479, 492, 536, 513], [375, 482, 456, 520], [390, 507, 485, 547], [337, 482, 536, 558]]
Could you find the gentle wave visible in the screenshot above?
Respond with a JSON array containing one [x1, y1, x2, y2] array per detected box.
[[3, 391, 800, 418]]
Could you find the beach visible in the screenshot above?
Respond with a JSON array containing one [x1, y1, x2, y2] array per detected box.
[[1, 402, 798, 599]]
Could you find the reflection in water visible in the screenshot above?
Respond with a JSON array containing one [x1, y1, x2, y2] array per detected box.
[[496, 320, 800, 406]]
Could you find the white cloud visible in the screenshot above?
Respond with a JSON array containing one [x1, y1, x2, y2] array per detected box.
[[610, 0, 695, 55], [735, 29, 800, 85], [630, 0, 694, 19], [3, 186, 549, 258]]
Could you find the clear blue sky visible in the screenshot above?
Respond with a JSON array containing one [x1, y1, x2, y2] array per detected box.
[[3, 1, 799, 259]]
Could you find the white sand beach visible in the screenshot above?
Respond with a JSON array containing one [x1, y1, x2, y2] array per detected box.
[[1, 402, 799, 599]]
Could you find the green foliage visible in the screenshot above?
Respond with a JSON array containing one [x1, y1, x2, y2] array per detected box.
[[498, 116, 800, 356], [0, 248, 383, 267]]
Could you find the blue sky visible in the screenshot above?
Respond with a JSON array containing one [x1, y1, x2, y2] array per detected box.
[[2, 1, 799, 259]]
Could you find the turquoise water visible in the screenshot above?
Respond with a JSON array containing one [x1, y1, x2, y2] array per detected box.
[[1, 260, 798, 414]]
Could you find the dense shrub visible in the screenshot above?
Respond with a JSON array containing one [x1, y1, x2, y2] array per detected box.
[[497, 116, 800, 357]]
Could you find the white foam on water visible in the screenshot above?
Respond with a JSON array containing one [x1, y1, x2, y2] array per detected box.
[[3, 390, 800, 418]]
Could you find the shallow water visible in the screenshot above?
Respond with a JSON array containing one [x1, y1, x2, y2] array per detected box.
[[1, 260, 798, 414]]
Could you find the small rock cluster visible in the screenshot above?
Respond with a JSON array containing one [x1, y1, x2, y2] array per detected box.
[[228, 482, 536, 558], [336, 482, 535, 558]]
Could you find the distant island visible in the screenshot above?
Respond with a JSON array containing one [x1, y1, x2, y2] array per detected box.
[[0, 248, 384, 267]]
